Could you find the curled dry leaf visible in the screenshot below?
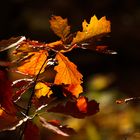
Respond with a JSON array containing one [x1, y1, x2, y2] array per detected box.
[[72, 15, 111, 45], [50, 16, 70, 40], [54, 52, 83, 97], [17, 50, 48, 76], [35, 82, 53, 98]]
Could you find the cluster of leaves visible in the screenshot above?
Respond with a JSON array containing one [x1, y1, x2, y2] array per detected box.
[[0, 15, 113, 140]]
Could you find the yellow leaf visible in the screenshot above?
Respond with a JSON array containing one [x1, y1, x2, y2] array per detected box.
[[72, 15, 111, 44], [35, 82, 53, 98], [50, 16, 70, 40], [54, 52, 83, 97], [17, 50, 48, 76]]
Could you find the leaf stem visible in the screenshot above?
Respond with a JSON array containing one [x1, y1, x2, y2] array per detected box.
[[18, 57, 48, 140]]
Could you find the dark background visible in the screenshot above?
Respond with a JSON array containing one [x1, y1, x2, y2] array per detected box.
[[0, 0, 140, 97], [0, 0, 140, 139]]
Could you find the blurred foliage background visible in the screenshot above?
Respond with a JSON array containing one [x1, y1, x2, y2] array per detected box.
[[0, 0, 140, 140]]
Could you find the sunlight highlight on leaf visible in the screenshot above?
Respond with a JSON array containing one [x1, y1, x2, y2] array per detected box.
[[35, 82, 53, 98], [54, 52, 83, 85], [72, 15, 111, 44], [77, 96, 87, 113], [17, 50, 48, 76], [54, 52, 83, 96]]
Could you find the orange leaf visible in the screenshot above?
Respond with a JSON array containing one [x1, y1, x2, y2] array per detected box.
[[65, 84, 83, 97], [50, 16, 70, 40], [17, 50, 48, 76], [72, 15, 111, 44], [54, 52, 83, 85], [76, 96, 87, 113], [35, 82, 53, 98], [54, 52, 83, 96]]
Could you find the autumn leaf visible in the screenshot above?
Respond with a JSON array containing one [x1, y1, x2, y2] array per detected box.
[[76, 96, 87, 113], [39, 116, 76, 136], [0, 70, 16, 113], [0, 110, 19, 131], [24, 121, 40, 140], [48, 97, 99, 118], [0, 36, 26, 52], [54, 52, 83, 96], [50, 16, 70, 41], [54, 52, 82, 85], [35, 82, 53, 98], [72, 15, 111, 45], [65, 84, 83, 97], [17, 50, 48, 76]]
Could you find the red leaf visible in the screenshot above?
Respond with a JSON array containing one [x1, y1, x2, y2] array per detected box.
[[24, 121, 40, 140], [0, 110, 19, 131], [0, 70, 16, 113], [48, 97, 99, 118]]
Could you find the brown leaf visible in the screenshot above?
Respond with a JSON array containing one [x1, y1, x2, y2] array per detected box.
[[0, 110, 19, 131], [50, 16, 70, 40], [39, 116, 76, 136], [17, 50, 48, 76], [48, 97, 99, 118], [24, 121, 40, 140], [72, 15, 111, 45], [0, 36, 26, 52]]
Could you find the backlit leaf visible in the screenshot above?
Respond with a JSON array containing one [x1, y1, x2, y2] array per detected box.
[[72, 15, 111, 45], [50, 16, 70, 40], [77, 96, 87, 113], [35, 82, 53, 98], [54, 52, 83, 85], [54, 52, 83, 96], [17, 50, 48, 76]]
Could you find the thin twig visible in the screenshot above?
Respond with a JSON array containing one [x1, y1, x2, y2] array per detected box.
[[18, 57, 48, 140]]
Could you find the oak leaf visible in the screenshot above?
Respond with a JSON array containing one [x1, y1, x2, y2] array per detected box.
[[17, 50, 48, 76], [54, 52, 83, 96], [72, 15, 111, 44], [54, 52, 83, 85], [50, 16, 70, 40], [35, 82, 53, 98]]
